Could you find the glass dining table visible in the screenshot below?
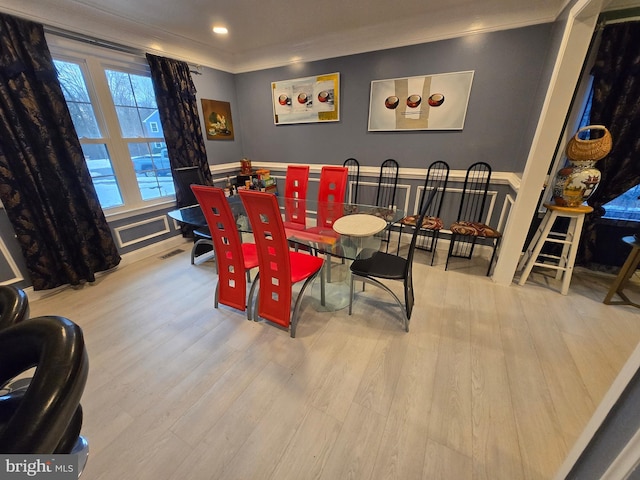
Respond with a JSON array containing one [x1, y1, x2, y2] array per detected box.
[[168, 194, 404, 310]]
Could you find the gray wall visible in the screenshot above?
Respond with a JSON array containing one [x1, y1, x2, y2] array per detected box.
[[234, 24, 554, 172], [192, 68, 245, 166], [515, 18, 568, 177]]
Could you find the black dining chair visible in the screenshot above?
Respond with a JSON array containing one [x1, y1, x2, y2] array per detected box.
[[349, 187, 438, 332], [343, 157, 360, 204], [374, 159, 399, 248], [445, 161, 501, 276], [172, 166, 214, 264], [396, 160, 449, 264], [375, 159, 399, 210]]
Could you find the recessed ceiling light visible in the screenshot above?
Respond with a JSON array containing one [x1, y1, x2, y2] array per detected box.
[[213, 26, 228, 35]]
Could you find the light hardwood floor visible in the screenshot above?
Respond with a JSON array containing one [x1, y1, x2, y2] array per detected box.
[[28, 244, 640, 480]]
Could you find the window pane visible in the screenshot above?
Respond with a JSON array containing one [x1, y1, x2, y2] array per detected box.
[[130, 75, 156, 108], [54, 60, 101, 138], [603, 184, 640, 221], [82, 144, 124, 208], [114, 106, 144, 137], [106, 69, 163, 138], [129, 142, 174, 200]]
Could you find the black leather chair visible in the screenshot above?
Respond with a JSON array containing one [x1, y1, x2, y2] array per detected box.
[[0, 286, 31, 394], [173, 166, 215, 264], [0, 285, 29, 331], [0, 315, 89, 468], [349, 188, 438, 332]]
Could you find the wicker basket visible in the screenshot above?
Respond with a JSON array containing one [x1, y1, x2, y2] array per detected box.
[[566, 125, 612, 162]]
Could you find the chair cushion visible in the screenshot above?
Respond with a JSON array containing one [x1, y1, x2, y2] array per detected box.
[[241, 243, 259, 269], [350, 251, 406, 280], [289, 251, 324, 283], [371, 207, 396, 222], [400, 215, 443, 230], [450, 221, 501, 238]]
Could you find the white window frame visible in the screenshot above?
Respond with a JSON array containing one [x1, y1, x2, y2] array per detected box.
[[46, 34, 175, 218]]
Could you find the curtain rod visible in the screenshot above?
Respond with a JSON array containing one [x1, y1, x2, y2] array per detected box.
[[43, 25, 203, 74]]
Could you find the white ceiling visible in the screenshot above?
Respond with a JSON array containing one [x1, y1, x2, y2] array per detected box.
[[0, 0, 636, 73]]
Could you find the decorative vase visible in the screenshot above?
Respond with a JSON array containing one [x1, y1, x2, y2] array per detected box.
[[552, 125, 612, 207]]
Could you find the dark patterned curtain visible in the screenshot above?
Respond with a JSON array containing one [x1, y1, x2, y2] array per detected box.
[[0, 13, 121, 290], [146, 54, 211, 208], [578, 21, 640, 266]]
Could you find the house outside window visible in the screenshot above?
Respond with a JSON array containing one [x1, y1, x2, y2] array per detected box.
[[48, 36, 175, 213]]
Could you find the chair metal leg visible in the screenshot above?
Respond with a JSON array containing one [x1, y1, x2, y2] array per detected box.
[[191, 239, 214, 265], [404, 278, 413, 332], [396, 224, 404, 255], [445, 233, 456, 271], [290, 270, 320, 338], [247, 272, 260, 320], [430, 231, 440, 266], [350, 274, 409, 331], [214, 283, 219, 308], [320, 263, 326, 306]]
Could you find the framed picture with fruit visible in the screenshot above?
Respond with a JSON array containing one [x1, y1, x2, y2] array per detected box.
[[368, 71, 474, 131], [271, 72, 340, 125]]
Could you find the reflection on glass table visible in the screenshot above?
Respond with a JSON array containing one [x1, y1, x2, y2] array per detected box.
[[168, 196, 402, 261]]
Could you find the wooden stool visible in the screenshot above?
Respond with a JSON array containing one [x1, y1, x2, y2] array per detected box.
[[518, 203, 593, 295], [603, 236, 640, 308]]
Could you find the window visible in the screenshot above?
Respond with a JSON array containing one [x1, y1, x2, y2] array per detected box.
[[603, 184, 640, 221], [50, 38, 175, 213]]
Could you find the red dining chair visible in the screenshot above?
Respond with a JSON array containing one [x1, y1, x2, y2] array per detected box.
[[283, 165, 310, 231], [238, 190, 324, 338], [191, 185, 259, 319], [305, 166, 348, 282], [314, 166, 348, 230]]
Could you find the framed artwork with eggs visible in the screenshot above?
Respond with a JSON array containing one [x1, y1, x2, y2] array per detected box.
[[368, 71, 474, 131], [272, 72, 339, 125]]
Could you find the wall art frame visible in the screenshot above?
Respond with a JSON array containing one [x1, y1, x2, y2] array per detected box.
[[202, 99, 234, 140], [368, 70, 474, 131], [272, 72, 340, 125]]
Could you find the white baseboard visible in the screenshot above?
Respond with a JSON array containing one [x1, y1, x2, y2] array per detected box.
[[24, 235, 190, 303]]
